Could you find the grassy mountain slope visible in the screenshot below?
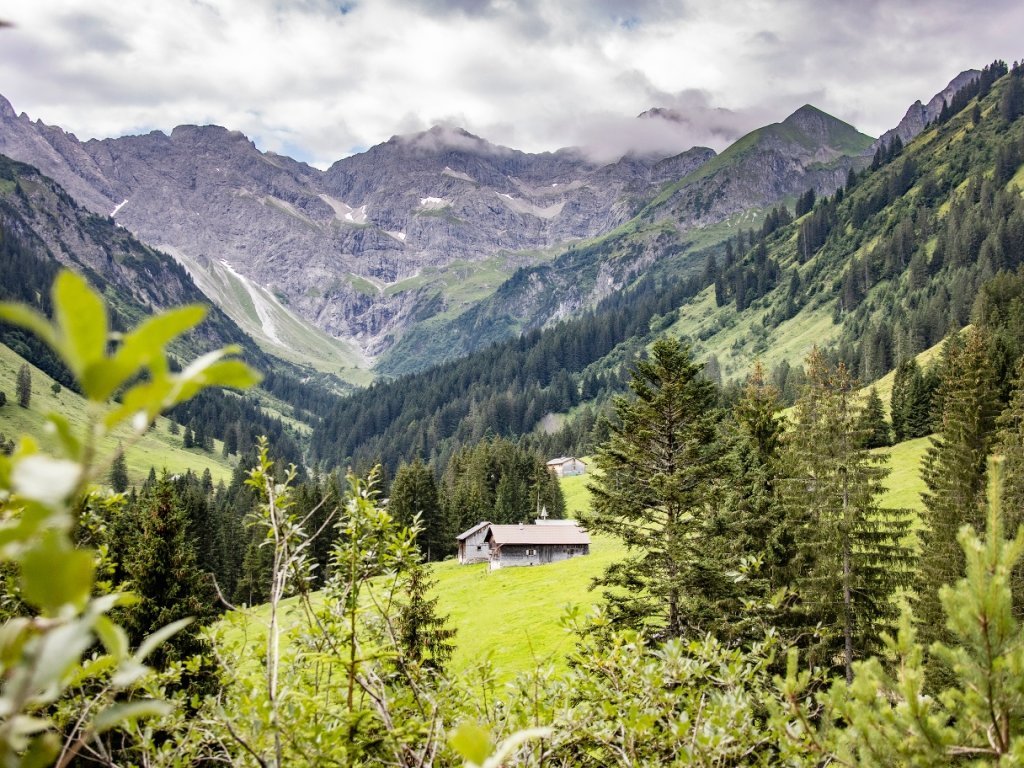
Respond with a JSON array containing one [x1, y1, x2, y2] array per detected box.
[[161, 244, 373, 384], [0, 342, 234, 485]]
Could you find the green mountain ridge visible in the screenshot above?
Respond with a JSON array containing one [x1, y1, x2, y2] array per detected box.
[[312, 61, 1024, 475], [378, 104, 872, 376]]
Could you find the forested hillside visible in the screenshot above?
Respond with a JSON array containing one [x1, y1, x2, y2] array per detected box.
[[311, 60, 1024, 477]]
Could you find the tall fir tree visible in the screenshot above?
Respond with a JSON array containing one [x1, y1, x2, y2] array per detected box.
[[389, 458, 448, 561], [994, 357, 1024, 614], [784, 349, 914, 682], [396, 557, 456, 672], [108, 443, 129, 493], [720, 361, 793, 641], [587, 337, 727, 638], [858, 387, 892, 448], [917, 329, 1001, 646], [15, 363, 30, 408], [118, 475, 219, 666]]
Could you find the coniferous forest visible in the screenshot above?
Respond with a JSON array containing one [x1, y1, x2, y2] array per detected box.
[[3, 53, 1024, 768]]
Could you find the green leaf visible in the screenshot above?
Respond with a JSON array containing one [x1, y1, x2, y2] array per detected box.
[[94, 616, 129, 659], [28, 620, 94, 701], [449, 721, 493, 767], [11, 454, 81, 507], [20, 536, 95, 614], [133, 617, 192, 663], [110, 660, 150, 689], [85, 305, 206, 400], [93, 700, 173, 734], [21, 732, 60, 768], [0, 303, 57, 349], [53, 271, 108, 382]]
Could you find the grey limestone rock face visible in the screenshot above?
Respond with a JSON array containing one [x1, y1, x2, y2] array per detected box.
[[0, 105, 720, 359], [0, 94, 887, 369], [872, 69, 981, 151]]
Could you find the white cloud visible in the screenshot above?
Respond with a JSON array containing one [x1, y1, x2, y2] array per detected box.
[[0, 0, 1021, 167]]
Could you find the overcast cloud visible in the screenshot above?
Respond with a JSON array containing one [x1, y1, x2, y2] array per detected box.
[[0, 1, 1021, 167]]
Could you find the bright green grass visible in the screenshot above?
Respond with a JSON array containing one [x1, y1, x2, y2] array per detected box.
[[877, 436, 929, 515], [433, 532, 621, 680], [0, 342, 234, 486], [667, 285, 839, 382], [220, 434, 933, 683], [1010, 163, 1024, 192], [559, 470, 594, 517], [430, 430, 929, 681]]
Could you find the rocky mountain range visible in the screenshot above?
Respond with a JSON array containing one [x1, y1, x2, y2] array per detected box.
[[0, 71, 981, 378]]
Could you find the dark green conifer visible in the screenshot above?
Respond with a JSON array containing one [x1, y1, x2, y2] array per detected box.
[[396, 557, 456, 672], [587, 336, 726, 638], [917, 329, 1000, 646], [994, 358, 1024, 613], [719, 362, 792, 641], [858, 387, 892, 448], [15, 363, 30, 408], [108, 443, 129, 493], [783, 349, 914, 682], [119, 475, 218, 665], [389, 458, 448, 561]]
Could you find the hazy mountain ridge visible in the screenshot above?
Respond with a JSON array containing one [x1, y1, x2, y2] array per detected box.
[[0, 104, 716, 361], [377, 105, 876, 374], [0, 69, 987, 377]]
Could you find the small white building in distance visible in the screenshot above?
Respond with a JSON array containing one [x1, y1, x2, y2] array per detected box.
[[546, 456, 586, 477]]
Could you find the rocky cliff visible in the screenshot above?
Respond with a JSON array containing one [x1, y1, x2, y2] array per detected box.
[[0, 95, 879, 373]]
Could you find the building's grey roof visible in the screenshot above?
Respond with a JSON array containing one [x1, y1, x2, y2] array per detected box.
[[455, 521, 491, 541], [485, 523, 590, 546], [546, 456, 586, 466]]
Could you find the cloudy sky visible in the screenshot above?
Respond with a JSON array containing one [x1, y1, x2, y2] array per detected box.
[[1, 1, 1022, 167]]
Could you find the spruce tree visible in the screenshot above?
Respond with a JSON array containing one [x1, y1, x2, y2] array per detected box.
[[396, 557, 456, 672], [890, 360, 914, 441], [108, 444, 129, 493], [389, 458, 448, 561], [784, 349, 914, 682], [994, 358, 1024, 613], [119, 475, 218, 665], [858, 387, 892, 448], [15, 363, 30, 408], [587, 337, 726, 638], [917, 329, 1000, 646], [720, 362, 792, 641]]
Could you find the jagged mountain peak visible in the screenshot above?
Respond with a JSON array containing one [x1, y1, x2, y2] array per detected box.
[[169, 123, 254, 145], [873, 68, 982, 150], [778, 104, 874, 153], [0, 93, 16, 120], [381, 123, 513, 158]]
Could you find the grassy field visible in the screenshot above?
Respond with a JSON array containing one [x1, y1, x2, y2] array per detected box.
[[0, 342, 235, 487], [431, 434, 929, 680]]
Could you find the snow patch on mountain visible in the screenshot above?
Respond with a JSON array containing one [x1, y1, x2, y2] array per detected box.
[[495, 192, 565, 219], [319, 193, 368, 224], [441, 166, 475, 183], [419, 196, 450, 210]]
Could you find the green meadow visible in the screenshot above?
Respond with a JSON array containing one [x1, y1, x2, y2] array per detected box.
[[0, 342, 235, 486]]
